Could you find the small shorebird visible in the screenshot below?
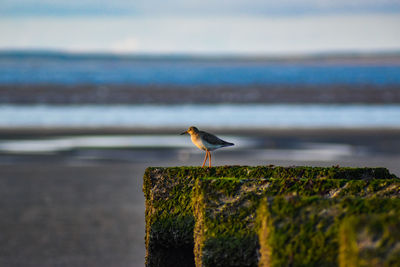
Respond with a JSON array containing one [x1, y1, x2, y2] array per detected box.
[[180, 126, 234, 167]]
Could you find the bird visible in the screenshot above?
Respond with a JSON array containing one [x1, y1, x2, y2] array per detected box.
[[180, 126, 234, 167]]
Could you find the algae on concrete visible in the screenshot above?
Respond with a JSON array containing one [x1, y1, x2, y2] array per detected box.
[[192, 176, 400, 267], [257, 197, 400, 267], [339, 214, 400, 267], [143, 166, 398, 267]]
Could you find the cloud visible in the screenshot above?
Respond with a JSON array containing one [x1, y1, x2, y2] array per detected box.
[[1, 14, 400, 54], [111, 37, 139, 53]]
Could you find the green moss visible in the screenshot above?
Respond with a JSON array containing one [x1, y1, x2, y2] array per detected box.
[[143, 166, 398, 266], [339, 214, 400, 267], [257, 199, 272, 267], [192, 176, 400, 267], [193, 178, 260, 267], [143, 167, 198, 267], [258, 197, 400, 267], [144, 166, 396, 186]]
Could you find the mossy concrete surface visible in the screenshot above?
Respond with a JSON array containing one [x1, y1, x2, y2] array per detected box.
[[257, 197, 400, 267], [193, 177, 400, 267], [143, 166, 399, 267], [339, 214, 400, 267]]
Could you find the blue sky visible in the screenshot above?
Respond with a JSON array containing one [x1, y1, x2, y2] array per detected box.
[[2, 0, 400, 16], [1, 0, 400, 54]]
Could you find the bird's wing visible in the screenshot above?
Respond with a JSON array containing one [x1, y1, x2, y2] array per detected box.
[[201, 131, 233, 146]]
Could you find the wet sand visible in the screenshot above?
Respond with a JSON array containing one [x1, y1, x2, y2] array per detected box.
[[1, 84, 400, 104], [0, 163, 146, 267], [0, 128, 399, 267]]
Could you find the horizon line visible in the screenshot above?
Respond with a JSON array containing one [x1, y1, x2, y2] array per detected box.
[[1, 49, 400, 61]]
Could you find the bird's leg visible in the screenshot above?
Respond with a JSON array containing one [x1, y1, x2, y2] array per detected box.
[[202, 151, 209, 167], [208, 151, 212, 167]]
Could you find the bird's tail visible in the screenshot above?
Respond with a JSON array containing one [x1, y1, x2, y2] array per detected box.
[[224, 142, 234, 147]]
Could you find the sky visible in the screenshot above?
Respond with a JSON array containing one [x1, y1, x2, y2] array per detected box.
[[1, 0, 400, 55]]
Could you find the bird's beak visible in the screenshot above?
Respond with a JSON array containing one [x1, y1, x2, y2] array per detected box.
[[180, 131, 188, 135]]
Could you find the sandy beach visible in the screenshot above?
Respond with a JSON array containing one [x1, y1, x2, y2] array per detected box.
[[0, 128, 399, 266], [1, 84, 400, 104]]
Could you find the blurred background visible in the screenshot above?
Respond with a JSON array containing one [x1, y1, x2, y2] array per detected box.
[[1, 1, 400, 266]]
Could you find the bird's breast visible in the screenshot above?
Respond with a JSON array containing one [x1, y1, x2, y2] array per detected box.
[[191, 135, 207, 151]]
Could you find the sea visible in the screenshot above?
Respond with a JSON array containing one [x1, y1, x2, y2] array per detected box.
[[1, 51, 400, 129]]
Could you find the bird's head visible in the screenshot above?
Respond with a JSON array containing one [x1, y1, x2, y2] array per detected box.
[[180, 126, 199, 135]]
